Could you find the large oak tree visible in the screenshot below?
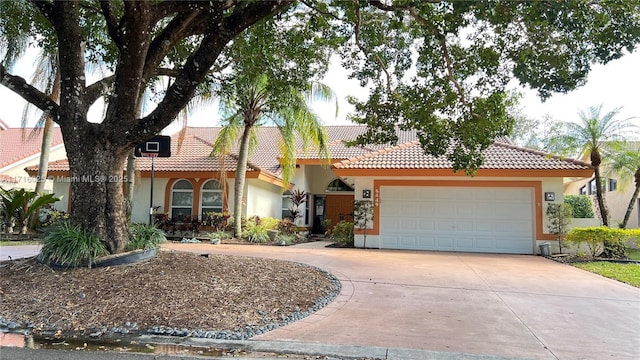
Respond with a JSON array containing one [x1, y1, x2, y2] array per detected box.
[[1, 0, 639, 254]]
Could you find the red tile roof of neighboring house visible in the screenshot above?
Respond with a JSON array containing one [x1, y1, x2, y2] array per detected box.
[[26, 126, 591, 177], [0, 126, 64, 169]]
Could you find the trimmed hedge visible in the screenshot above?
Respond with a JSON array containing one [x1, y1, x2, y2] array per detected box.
[[564, 195, 594, 218], [565, 227, 640, 258]]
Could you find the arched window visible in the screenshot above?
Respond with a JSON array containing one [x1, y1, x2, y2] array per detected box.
[[171, 180, 193, 220], [201, 180, 223, 217], [326, 178, 353, 192]]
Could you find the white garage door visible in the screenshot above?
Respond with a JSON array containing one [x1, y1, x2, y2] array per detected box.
[[380, 187, 534, 254]]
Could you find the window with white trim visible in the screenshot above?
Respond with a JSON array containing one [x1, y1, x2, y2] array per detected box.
[[171, 180, 193, 220], [201, 180, 223, 218], [282, 190, 293, 220]]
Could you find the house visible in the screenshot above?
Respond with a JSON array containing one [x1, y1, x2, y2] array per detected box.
[[27, 126, 593, 254], [564, 148, 640, 229], [0, 119, 66, 192]]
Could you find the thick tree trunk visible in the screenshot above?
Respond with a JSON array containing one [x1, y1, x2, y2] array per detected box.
[[233, 125, 253, 238], [593, 165, 609, 226], [65, 132, 131, 254]]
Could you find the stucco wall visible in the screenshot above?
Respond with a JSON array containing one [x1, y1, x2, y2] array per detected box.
[[131, 177, 170, 224], [52, 181, 70, 212], [246, 179, 282, 219]]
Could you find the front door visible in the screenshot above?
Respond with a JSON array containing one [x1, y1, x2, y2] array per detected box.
[[325, 194, 355, 228]]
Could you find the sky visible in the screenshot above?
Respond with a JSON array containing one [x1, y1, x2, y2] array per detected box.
[[1, 49, 639, 135]]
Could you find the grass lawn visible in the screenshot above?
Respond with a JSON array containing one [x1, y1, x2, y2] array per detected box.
[[628, 248, 640, 261], [0, 240, 42, 246], [573, 261, 640, 288]]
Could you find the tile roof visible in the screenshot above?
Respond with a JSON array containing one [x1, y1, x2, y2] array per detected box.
[[0, 126, 64, 169], [333, 140, 592, 171], [26, 126, 591, 177]]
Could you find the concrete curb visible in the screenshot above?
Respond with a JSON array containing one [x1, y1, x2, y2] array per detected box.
[[140, 335, 527, 360]]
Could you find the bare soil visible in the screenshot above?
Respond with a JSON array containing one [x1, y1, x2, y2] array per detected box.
[[0, 249, 336, 336]]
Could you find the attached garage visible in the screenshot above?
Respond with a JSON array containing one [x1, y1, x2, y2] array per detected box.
[[331, 138, 594, 254], [380, 186, 534, 254]]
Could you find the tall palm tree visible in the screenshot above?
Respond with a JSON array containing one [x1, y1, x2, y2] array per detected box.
[[213, 74, 335, 237], [607, 142, 640, 229], [559, 105, 633, 226], [28, 52, 60, 196]]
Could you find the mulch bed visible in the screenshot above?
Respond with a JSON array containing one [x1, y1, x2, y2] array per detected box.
[[0, 250, 337, 337]]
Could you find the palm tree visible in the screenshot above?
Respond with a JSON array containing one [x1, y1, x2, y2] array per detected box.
[[558, 105, 633, 226], [213, 74, 335, 237], [607, 142, 640, 229]]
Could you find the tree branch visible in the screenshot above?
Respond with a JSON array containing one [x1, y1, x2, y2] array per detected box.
[[99, 0, 122, 47], [144, 9, 207, 81], [300, 0, 343, 21], [84, 75, 115, 106], [354, 3, 392, 93], [407, 6, 469, 111], [29, 0, 55, 22], [132, 1, 293, 143], [223, 0, 294, 37], [0, 64, 60, 122]]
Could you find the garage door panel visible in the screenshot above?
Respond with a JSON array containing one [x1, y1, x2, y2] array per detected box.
[[419, 220, 436, 231], [495, 221, 530, 233], [456, 206, 475, 218], [381, 186, 533, 254], [475, 238, 495, 249], [436, 236, 454, 250]]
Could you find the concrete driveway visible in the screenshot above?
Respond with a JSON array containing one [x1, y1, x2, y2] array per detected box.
[[163, 242, 640, 360]]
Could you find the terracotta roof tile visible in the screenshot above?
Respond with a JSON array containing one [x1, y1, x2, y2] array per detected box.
[[0, 127, 64, 168], [26, 126, 591, 176], [334, 140, 592, 171]]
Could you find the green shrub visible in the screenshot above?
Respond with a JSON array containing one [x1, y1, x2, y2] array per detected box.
[[38, 222, 108, 268], [546, 203, 573, 253], [128, 223, 167, 251], [203, 211, 231, 230], [565, 227, 640, 258], [278, 218, 295, 234], [276, 233, 296, 245], [564, 195, 594, 218], [260, 217, 280, 231], [41, 209, 70, 227], [331, 220, 354, 247], [242, 217, 270, 243], [206, 230, 231, 242]]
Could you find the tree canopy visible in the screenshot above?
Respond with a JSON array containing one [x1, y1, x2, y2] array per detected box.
[[2, 0, 640, 253]]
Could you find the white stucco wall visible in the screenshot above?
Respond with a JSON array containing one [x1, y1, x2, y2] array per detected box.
[[130, 177, 170, 224], [245, 179, 282, 219], [52, 181, 70, 212], [306, 165, 344, 194]]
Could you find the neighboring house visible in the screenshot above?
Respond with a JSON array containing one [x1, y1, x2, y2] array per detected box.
[[28, 126, 593, 255], [0, 119, 66, 192], [564, 149, 640, 229]]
